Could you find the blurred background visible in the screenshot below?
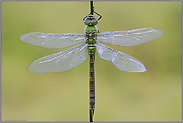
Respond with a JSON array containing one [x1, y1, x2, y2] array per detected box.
[[2, 1, 181, 122]]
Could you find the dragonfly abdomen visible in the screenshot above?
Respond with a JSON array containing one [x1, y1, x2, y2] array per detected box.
[[87, 41, 96, 116], [89, 53, 95, 116]]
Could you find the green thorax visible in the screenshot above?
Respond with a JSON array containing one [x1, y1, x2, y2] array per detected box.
[[85, 25, 98, 44], [84, 15, 98, 54]]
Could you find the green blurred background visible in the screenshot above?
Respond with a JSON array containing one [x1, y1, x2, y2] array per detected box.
[[2, 1, 181, 122]]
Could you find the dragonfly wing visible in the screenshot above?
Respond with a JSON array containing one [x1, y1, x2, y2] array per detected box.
[[28, 43, 88, 73], [96, 42, 146, 72], [20, 32, 85, 49], [98, 28, 163, 47]]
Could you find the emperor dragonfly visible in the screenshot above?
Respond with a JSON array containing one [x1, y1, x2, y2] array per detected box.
[[20, 14, 163, 116]]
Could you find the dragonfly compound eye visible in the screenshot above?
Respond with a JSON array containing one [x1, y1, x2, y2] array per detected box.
[[84, 15, 98, 26]]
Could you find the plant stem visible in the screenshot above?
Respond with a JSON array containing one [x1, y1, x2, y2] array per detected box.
[[90, 1, 93, 15]]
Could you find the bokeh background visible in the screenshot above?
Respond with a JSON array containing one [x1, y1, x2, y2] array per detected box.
[[2, 1, 181, 122]]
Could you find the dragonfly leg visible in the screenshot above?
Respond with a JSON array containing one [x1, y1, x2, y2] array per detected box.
[[83, 11, 102, 21], [83, 13, 90, 21], [94, 11, 102, 20]]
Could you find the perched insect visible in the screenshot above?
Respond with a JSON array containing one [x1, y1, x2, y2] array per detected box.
[[20, 13, 163, 116]]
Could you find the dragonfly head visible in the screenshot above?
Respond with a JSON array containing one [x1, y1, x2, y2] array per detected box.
[[84, 14, 98, 26]]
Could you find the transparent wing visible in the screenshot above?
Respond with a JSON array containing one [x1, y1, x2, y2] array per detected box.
[[20, 32, 85, 49], [28, 43, 88, 73], [96, 42, 146, 72], [97, 28, 163, 47]]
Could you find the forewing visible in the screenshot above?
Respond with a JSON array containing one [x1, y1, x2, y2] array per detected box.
[[28, 43, 88, 73], [98, 28, 163, 47], [20, 32, 85, 49], [96, 42, 146, 72]]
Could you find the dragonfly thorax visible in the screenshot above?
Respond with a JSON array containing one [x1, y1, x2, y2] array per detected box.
[[84, 15, 98, 55], [84, 15, 98, 26], [85, 25, 98, 45]]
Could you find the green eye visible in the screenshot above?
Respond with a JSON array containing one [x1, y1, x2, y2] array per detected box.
[[84, 15, 98, 25]]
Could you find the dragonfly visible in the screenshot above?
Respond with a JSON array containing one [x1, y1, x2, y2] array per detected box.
[[20, 13, 163, 116]]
